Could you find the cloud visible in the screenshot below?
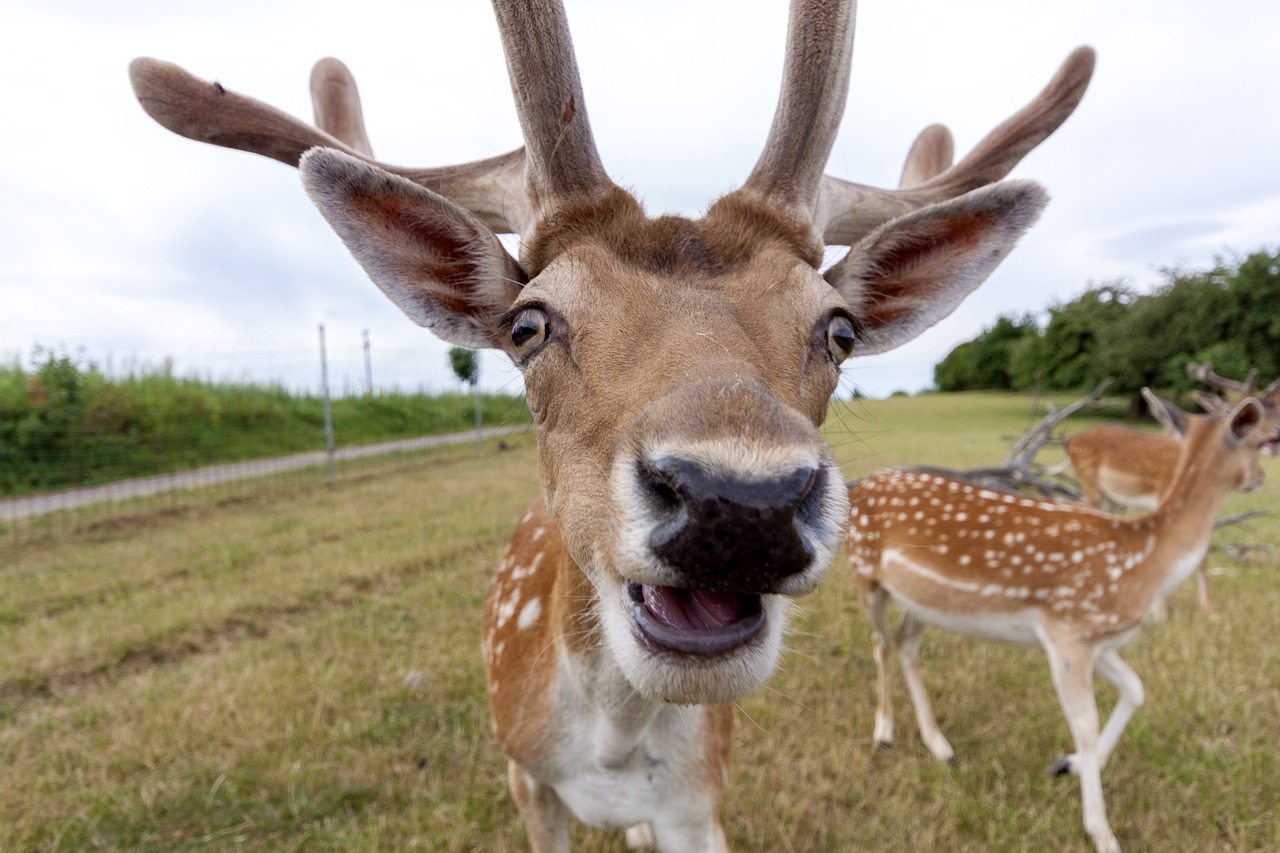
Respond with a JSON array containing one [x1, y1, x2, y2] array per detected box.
[[3, 0, 1279, 402]]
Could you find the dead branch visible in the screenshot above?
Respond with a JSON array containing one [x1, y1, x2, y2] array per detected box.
[[1214, 509, 1273, 529]]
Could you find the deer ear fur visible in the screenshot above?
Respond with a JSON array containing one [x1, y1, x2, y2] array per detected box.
[[301, 148, 527, 353], [1227, 397, 1264, 443], [826, 180, 1047, 357]]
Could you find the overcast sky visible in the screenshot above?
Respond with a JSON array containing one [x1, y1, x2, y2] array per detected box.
[[3, 0, 1278, 399]]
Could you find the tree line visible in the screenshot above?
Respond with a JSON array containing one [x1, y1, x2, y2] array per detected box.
[[934, 247, 1280, 412]]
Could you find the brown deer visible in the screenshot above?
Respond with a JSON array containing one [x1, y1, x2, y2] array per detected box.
[[130, 2, 1093, 848], [845, 390, 1267, 853], [1060, 364, 1280, 620]]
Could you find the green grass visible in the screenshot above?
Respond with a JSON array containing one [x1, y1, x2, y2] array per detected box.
[[1, 392, 1276, 850], [0, 351, 531, 496]]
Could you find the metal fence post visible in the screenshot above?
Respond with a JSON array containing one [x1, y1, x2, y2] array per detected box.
[[318, 324, 337, 487], [362, 328, 373, 396]]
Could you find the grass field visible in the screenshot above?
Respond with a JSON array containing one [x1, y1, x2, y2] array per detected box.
[[2, 393, 1277, 851]]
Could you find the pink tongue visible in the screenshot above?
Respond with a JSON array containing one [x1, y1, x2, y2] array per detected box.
[[642, 585, 743, 631]]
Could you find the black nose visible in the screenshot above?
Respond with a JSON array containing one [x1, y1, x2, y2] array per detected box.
[[639, 456, 822, 592]]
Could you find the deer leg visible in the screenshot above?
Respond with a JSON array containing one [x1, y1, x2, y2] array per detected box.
[[1042, 638, 1119, 853], [1194, 558, 1220, 622], [1093, 649, 1144, 769], [508, 760, 570, 853], [650, 817, 728, 853], [1147, 595, 1170, 623], [896, 613, 955, 765], [866, 586, 896, 749], [624, 823, 656, 849]]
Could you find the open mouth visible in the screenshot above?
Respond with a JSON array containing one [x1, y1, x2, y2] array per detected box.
[[627, 581, 766, 655], [1264, 437, 1280, 457]]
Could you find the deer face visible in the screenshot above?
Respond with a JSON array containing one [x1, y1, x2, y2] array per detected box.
[[508, 219, 852, 701]]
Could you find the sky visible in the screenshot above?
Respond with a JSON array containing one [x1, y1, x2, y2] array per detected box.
[[3, 0, 1278, 399]]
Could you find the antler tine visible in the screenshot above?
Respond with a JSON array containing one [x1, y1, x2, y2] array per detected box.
[[1186, 361, 1260, 396], [898, 124, 954, 189], [744, 0, 857, 221], [1193, 390, 1232, 414], [310, 58, 373, 157], [128, 57, 533, 235], [490, 0, 612, 208], [817, 45, 1095, 246]]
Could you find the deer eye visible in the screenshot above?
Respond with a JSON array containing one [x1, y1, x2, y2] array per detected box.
[[826, 314, 857, 364], [510, 307, 550, 360]]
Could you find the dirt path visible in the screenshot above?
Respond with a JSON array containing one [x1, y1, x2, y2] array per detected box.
[[0, 425, 527, 522]]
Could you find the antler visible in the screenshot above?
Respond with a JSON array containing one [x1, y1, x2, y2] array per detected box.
[[816, 45, 1096, 246], [129, 0, 617, 241], [1187, 361, 1261, 397], [743, 0, 857, 220], [128, 57, 532, 236], [309, 57, 373, 157], [490, 0, 612, 206], [898, 124, 955, 189], [130, 2, 1089, 251]]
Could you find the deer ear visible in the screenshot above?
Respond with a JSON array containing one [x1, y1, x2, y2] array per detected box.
[[1227, 397, 1264, 443], [826, 180, 1047, 356], [300, 148, 527, 352], [1142, 388, 1188, 438]]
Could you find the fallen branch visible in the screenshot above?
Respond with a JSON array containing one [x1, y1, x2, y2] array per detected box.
[[1214, 508, 1273, 529]]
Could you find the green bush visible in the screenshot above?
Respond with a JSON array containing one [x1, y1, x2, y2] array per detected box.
[[0, 349, 530, 496]]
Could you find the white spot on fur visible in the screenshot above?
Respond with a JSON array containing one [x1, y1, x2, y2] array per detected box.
[[517, 597, 543, 630]]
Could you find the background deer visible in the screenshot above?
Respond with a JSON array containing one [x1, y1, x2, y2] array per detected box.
[[1059, 363, 1280, 619], [130, 1, 1092, 847], [845, 390, 1267, 853]]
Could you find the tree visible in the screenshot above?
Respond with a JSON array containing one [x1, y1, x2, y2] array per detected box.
[[933, 247, 1279, 412], [448, 346, 483, 454], [448, 346, 479, 387], [934, 314, 1038, 391]]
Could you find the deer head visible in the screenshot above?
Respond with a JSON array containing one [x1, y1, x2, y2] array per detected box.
[[1188, 361, 1280, 455], [129, 0, 1093, 704]]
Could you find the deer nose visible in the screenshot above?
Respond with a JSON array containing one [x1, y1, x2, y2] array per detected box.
[[638, 456, 821, 592]]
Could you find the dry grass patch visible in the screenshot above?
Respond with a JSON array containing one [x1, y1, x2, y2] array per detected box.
[[2, 394, 1277, 850]]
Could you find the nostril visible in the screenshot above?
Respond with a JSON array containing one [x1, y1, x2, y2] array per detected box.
[[639, 455, 821, 591], [795, 465, 827, 529], [637, 459, 684, 518]]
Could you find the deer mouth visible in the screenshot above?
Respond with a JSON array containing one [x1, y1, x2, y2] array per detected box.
[[1263, 436, 1280, 457], [627, 581, 766, 655]]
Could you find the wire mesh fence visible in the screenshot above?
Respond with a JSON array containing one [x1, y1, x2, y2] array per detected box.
[[0, 332, 531, 547]]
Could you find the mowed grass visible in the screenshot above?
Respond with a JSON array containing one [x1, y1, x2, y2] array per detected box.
[[2, 392, 1277, 851]]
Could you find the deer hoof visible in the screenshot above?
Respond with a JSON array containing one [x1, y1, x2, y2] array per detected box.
[[1048, 755, 1074, 777]]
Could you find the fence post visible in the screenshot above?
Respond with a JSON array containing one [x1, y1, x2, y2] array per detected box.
[[362, 328, 373, 396], [473, 379, 483, 456], [318, 324, 337, 488]]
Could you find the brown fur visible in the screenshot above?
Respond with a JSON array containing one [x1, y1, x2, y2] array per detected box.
[[523, 187, 823, 279]]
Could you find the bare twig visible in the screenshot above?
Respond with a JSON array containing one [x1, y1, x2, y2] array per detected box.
[[1214, 509, 1272, 529]]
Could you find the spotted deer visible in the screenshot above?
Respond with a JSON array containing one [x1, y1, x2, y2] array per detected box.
[[845, 390, 1267, 853], [130, 1, 1093, 848], [1060, 364, 1280, 620]]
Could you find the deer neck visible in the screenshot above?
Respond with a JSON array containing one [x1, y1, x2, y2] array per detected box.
[[484, 501, 706, 769], [1134, 438, 1230, 595]]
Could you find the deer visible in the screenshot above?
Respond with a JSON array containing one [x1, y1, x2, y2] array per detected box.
[[1058, 363, 1280, 620], [845, 390, 1267, 853], [129, 1, 1094, 848]]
